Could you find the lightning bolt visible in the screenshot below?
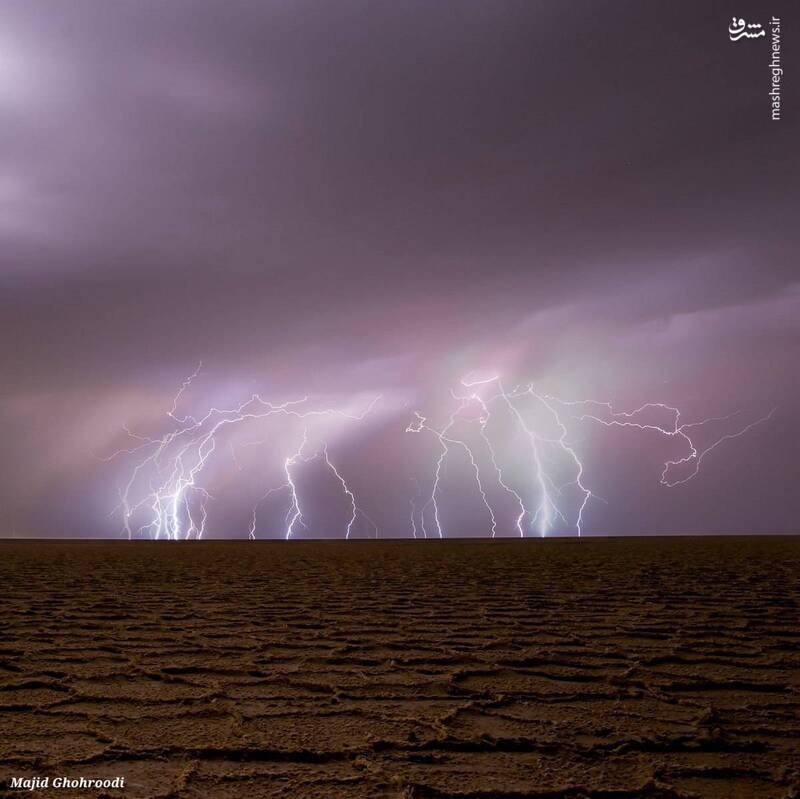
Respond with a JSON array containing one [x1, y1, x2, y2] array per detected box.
[[405, 377, 588, 538], [549, 399, 777, 487], [405, 375, 773, 539], [405, 404, 497, 538], [108, 370, 381, 540], [109, 367, 775, 540], [322, 444, 378, 539], [248, 433, 377, 540]]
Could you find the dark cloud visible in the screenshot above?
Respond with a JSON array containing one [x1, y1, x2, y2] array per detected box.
[[0, 0, 796, 536]]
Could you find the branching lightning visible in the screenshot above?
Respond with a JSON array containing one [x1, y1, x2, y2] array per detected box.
[[551, 399, 777, 487], [106, 365, 381, 540], [404, 375, 774, 539], [109, 366, 775, 539], [406, 376, 593, 538]]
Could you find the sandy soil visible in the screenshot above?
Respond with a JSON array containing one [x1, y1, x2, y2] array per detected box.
[[0, 537, 798, 799]]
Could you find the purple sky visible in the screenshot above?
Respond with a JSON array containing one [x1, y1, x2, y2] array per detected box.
[[1, 0, 797, 538]]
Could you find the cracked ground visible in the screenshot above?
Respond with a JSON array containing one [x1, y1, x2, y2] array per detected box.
[[1, 537, 799, 798]]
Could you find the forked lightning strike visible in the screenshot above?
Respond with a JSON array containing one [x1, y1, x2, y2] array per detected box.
[[107, 365, 380, 540], [405, 375, 774, 538], [109, 367, 775, 539]]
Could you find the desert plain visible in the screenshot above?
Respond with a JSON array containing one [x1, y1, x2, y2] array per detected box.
[[1, 537, 799, 798]]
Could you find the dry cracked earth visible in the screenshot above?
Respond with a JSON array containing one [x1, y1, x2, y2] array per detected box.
[[1, 538, 799, 799]]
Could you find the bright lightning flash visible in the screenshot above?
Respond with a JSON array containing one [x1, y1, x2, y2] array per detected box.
[[106, 365, 381, 540], [108, 367, 774, 539], [405, 374, 774, 538]]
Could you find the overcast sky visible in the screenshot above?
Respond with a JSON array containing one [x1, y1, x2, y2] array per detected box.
[[1, 0, 797, 538]]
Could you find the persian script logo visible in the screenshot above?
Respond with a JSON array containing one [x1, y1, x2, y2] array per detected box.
[[727, 15, 782, 120], [728, 17, 765, 41]]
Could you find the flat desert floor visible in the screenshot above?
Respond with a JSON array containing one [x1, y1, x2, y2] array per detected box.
[[1, 538, 799, 798]]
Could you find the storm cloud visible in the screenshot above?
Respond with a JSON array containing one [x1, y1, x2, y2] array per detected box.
[[0, 0, 797, 537]]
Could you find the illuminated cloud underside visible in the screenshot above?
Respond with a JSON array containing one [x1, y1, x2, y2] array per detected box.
[[109, 368, 774, 540], [0, 2, 796, 537]]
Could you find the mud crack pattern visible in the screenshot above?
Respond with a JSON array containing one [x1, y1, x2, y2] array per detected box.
[[1, 538, 799, 798]]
